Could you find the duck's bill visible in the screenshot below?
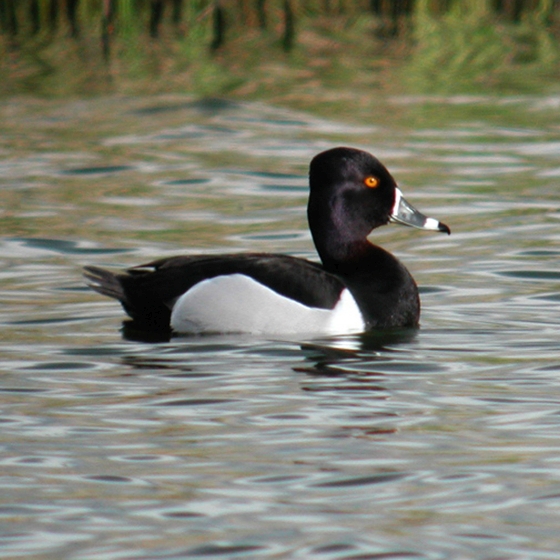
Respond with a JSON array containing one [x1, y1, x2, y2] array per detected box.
[[390, 188, 450, 234]]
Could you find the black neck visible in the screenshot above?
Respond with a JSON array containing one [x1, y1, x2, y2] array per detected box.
[[315, 236, 421, 329]]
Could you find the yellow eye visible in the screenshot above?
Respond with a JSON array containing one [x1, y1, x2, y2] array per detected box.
[[364, 176, 379, 188]]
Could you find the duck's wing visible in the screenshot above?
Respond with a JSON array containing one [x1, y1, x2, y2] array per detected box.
[[84, 253, 345, 329]]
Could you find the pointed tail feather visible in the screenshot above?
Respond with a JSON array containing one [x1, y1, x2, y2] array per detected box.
[[83, 266, 126, 302]]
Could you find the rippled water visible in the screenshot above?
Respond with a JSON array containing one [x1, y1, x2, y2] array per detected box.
[[1, 95, 560, 559]]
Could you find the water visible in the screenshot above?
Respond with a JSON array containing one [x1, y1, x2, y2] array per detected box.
[[1, 94, 560, 559]]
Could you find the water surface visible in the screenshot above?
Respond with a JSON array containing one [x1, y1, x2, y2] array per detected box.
[[1, 95, 560, 559]]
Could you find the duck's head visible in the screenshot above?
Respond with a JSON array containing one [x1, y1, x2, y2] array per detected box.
[[307, 147, 449, 262]]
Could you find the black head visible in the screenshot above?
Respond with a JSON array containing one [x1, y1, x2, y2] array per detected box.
[[307, 147, 449, 268], [308, 147, 397, 239]]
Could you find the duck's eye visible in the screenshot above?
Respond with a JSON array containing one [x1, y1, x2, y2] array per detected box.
[[364, 176, 380, 188]]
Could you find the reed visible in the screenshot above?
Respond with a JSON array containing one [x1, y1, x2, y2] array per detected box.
[[1, 0, 559, 96], [407, 0, 559, 92]]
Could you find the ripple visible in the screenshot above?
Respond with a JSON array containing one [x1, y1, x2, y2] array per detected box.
[[312, 472, 407, 488], [497, 269, 560, 281], [9, 237, 132, 255], [187, 543, 266, 557], [154, 398, 238, 407], [84, 474, 136, 483], [3, 95, 560, 560], [24, 360, 98, 371], [160, 178, 211, 186], [60, 165, 133, 175]]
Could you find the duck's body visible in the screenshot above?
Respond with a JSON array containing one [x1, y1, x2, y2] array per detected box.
[[85, 147, 449, 336]]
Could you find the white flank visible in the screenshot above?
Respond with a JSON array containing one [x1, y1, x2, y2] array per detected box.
[[170, 274, 365, 335]]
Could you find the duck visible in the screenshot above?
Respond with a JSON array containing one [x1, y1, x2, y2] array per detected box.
[[84, 147, 450, 336]]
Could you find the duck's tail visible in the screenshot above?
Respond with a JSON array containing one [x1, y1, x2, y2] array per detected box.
[[83, 266, 126, 302]]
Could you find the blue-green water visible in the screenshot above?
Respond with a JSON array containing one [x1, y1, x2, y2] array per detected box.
[[1, 95, 560, 559]]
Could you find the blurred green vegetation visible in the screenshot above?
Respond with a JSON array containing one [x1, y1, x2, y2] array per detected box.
[[1, 0, 559, 99], [408, 0, 560, 92]]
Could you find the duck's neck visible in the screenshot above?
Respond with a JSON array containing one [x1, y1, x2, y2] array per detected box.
[[313, 232, 420, 329], [315, 236, 374, 274], [309, 201, 374, 272]]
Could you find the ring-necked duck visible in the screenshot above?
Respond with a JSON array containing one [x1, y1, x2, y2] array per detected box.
[[85, 147, 449, 335]]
